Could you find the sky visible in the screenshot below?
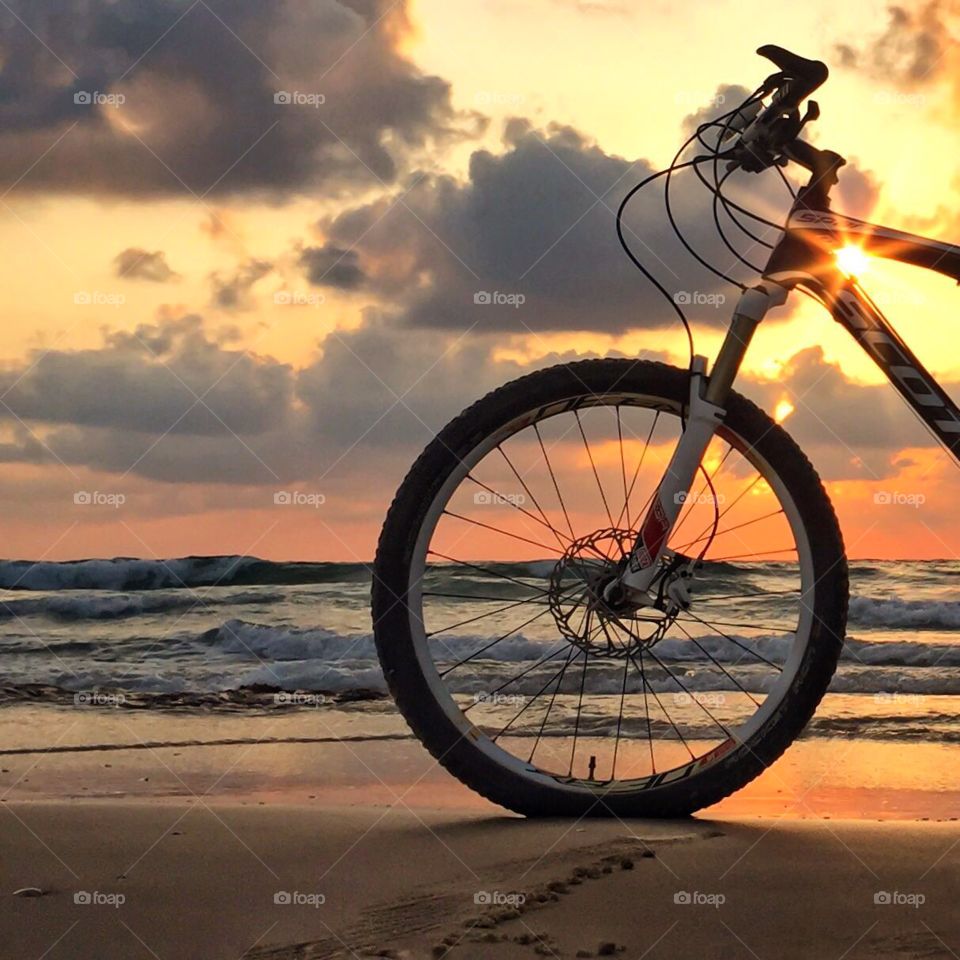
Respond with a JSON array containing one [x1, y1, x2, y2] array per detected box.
[[2, 0, 960, 562]]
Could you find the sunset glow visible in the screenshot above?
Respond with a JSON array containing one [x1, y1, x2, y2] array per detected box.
[[1, 0, 959, 561]]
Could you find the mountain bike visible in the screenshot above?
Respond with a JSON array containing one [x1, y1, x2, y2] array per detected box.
[[371, 46, 959, 817]]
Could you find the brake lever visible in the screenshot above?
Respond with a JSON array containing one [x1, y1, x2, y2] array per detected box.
[[802, 100, 821, 123]]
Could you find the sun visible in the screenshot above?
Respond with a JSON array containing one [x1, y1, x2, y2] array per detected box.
[[835, 244, 870, 277], [774, 398, 795, 423]]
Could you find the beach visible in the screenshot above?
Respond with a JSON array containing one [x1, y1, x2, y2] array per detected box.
[[2, 555, 959, 956], [2, 708, 959, 959]]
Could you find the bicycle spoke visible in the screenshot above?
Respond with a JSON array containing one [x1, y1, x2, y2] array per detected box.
[[694, 587, 800, 602], [673, 507, 786, 554], [442, 509, 567, 557], [496, 445, 570, 553], [575, 409, 615, 533], [674, 612, 795, 634], [440, 606, 560, 678], [534, 422, 576, 540], [619, 638, 695, 762], [423, 591, 552, 603], [672, 620, 761, 706], [616, 406, 630, 530], [678, 610, 786, 670], [528, 647, 583, 763], [601, 620, 632, 781], [466, 472, 573, 552], [464, 641, 577, 708], [427, 551, 553, 592], [671, 443, 734, 541], [568, 615, 592, 777], [427, 594, 561, 636], [706, 547, 798, 562], [614, 410, 661, 531], [492, 651, 580, 743], [674, 471, 764, 551], [610, 615, 733, 741]]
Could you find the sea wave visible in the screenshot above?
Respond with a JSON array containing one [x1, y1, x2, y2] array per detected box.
[[849, 596, 960, 630], [0, 555, 371, 591], [200, 619, 960, 669], [0, 590, 283, 622]]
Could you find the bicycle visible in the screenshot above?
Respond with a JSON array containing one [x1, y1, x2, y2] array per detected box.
[[371, 46, 958, 817]]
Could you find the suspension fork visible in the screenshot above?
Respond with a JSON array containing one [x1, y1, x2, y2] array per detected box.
[[613, 281, 789, 600]]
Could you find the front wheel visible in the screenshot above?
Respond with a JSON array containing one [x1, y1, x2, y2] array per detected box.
[[372, 359, 848, 817]]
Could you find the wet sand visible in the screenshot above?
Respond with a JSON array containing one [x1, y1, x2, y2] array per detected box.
[[1, 706, 958, 958]]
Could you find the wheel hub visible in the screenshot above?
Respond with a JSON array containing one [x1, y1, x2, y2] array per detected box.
[[547, 527, 683, 658]]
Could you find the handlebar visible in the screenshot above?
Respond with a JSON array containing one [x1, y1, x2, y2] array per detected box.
[[756, 44, 829, 113], [725, 45, 844, 199]]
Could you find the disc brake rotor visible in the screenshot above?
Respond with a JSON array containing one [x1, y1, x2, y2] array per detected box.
[[547, 527, 677, 658]]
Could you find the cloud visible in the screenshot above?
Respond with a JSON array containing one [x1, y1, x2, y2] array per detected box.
[[210, 258, 272, 311], [741, 346, 957, 480], [0, 314, 293, 440], [0, 306, 945, 490], [113, 248, 180, 282], [309, 113, 877, 335], [299, 243, 366, 290], [834, 2, 956, 84], [0, 0, 464, 198]]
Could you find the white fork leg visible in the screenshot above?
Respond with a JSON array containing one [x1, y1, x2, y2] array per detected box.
[[615, 281, 789, 600], [615, 361, 724, 598]]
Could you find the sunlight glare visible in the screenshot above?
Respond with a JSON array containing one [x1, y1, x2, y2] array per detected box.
[[774, 399, 795, 423], [835, 244, 870, 277]]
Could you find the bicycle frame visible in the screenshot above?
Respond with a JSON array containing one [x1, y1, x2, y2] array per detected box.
[[618, 201, 960, 597]]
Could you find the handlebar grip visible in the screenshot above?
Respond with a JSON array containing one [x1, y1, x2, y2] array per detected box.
[[757, 45, 828, 100]]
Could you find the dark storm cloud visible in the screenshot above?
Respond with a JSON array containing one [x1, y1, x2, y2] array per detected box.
[[299, 243, 366, 290], [0, 0, 459, 197], [114, 247, 179, 282]]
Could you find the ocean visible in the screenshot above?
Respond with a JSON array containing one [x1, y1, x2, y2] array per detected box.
[[1, 556, 959, 746]]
